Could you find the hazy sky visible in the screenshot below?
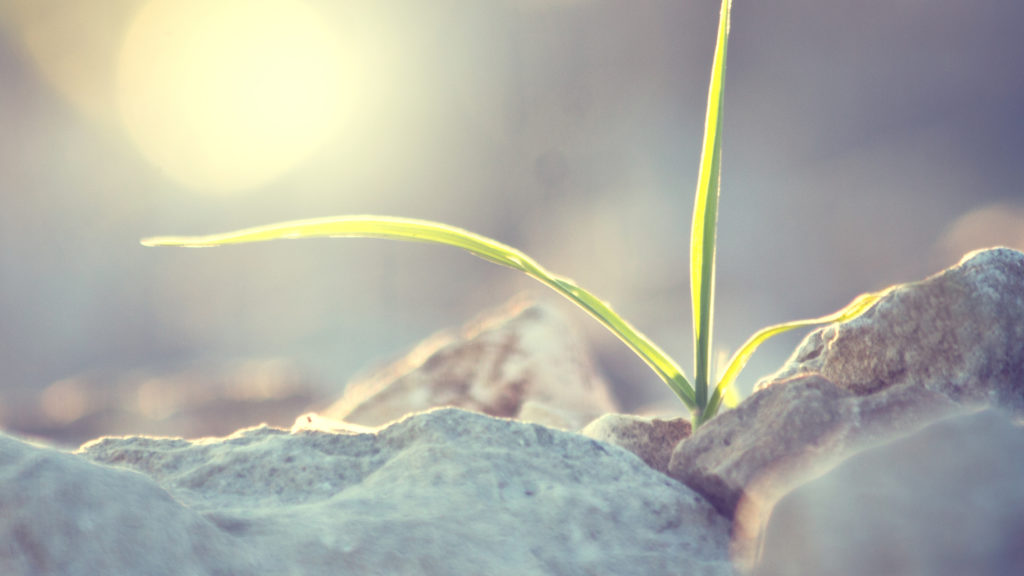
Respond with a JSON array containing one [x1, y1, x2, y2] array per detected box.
[[1, 0, 1022, 419]]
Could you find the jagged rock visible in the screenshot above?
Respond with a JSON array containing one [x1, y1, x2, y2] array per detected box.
[[1, 408, 735, 576], [667, 248, 1024, 564], [581, 414, 690, 474], [754, 408, 1024, 576], [0, 433, 259, 575], [323, 298, 618, 430], [757, 247, 1024, 411]]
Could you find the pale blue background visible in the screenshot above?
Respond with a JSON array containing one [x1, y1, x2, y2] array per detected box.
[[1, 1, 1022, 428]]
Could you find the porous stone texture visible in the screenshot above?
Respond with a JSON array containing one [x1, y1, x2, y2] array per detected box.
[[667, 248, 1024, 565], [757, 247, 1024, 411], [323, 298, 617, 430], [581, 414, 691, 474], [1, 408, 734, 576], [755, 408, 1024, 576], [0, 434, 259, 575]]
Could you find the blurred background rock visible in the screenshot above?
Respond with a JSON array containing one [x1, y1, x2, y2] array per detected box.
[[1, 0, 1022, 444]]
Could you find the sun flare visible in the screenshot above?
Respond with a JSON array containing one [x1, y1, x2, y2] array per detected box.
[[117, 0, 344, 192]]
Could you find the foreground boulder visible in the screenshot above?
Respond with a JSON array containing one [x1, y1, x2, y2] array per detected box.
[[755, 408, 1024, 576], [1, 408, 733, 575], [0, 433, 260, 575], [323, 298, 618, 430], [667, 247, 1024, 566]]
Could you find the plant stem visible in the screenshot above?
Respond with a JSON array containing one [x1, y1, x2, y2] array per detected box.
[[690, 0, 731, 418]]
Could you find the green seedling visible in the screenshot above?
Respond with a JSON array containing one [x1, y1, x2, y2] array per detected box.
[[143, 0, 885, 427]]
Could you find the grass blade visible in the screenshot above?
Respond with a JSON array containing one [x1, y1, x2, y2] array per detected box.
[[143, 215, 698, 410], [698, 287, 891, 424], [690, 0, 732, 411]]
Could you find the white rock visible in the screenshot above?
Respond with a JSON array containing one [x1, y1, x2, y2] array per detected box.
[[754, 408, 1024, 576], [323, 298, 618, 430], [1, 408, 735, 575], [668, 247, 1024, 569], [0, 434, 260, 575]]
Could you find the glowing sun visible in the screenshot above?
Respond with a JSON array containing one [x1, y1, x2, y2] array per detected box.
[[118, 0, 344, 192]]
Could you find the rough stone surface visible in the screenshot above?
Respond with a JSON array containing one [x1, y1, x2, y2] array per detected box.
[[668, 248, 1024, 563], [324, 298, 618, 430], [757, 247, 1024, 410], [581, 414, 691, 474], [1, 408, 734, 576], [0, 434, 259, 575], [754, 408, 1024, 576]]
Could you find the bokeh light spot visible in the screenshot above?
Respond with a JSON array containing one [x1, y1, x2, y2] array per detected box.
[[117, 0, 344, 192]]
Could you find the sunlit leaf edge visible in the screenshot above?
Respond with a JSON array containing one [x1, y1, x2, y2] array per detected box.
[[697, 287, 892, 424], [143, 215, 698, 409], [690, 0, 731, 411]]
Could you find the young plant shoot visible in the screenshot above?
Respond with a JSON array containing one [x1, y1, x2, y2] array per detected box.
[[143, 0, 885, 427]]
